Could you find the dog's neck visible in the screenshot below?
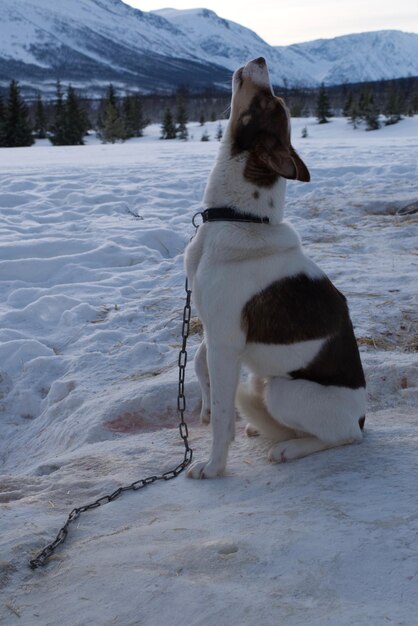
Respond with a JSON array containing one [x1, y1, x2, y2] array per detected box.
[[203, 132, 286, 226]]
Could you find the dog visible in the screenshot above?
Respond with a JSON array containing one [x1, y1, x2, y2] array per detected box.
[[185, 57, 366, 479]]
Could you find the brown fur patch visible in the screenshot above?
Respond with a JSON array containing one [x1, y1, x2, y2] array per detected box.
[[231, 93, 310, 185], [242, 273, 365, 389]]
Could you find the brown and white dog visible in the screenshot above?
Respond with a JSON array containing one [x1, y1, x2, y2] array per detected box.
[[185, 57, 365, 479]]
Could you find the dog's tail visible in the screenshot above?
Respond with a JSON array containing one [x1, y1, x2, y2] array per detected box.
[[236, 383, 294, 442]]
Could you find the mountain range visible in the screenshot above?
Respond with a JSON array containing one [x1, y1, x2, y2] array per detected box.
[[1, 0, 418, 96]]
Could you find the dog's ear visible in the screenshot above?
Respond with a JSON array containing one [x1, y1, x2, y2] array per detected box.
[[245, 135, 310, 184]]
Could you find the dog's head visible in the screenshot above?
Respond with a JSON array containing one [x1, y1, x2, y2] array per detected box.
[[229, 57, 310, 186]]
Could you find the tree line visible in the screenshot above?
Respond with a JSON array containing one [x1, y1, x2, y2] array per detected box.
[[1, 76, 417, 147], [315, 79, 418, 130], [0, 80, 149, 147], [0, 79, 224, 147]]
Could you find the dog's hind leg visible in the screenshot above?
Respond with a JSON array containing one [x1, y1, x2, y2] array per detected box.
[[195, 340, 211, 424], [265, 377, 365, 462], [236, 378, 294, 442], [268, 436, 348, 463]]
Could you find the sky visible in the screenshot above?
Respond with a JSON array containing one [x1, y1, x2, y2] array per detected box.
[[123, 0, 418, 45]]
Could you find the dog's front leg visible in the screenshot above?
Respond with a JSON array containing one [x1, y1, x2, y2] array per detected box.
[[194, 340, 211, 424], [188, 344, 240, 479]]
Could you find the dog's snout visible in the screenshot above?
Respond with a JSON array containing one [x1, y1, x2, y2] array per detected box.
[[240, 56, 272, 93]]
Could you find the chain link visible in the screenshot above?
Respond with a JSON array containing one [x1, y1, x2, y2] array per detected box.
[[29, 279, 193, 569]]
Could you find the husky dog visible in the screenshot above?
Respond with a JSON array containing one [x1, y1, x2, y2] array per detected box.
[[185, 58, 365, 479]]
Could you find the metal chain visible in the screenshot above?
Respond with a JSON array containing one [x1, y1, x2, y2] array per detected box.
[[29, 278, 193, 569]]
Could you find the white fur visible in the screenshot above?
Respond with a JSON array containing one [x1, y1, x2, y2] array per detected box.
[[186, 59, 365, 479], [242, 57, 274, 91], [203, 133, 287, 225], [242, 338, 326, 378]]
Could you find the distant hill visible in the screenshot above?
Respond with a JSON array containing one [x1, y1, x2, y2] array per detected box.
[[282, 30, 418, 85], [1, 0, 417, 96]]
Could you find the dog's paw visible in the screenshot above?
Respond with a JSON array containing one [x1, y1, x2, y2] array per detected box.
[[268, 438, 316, 463], [268, 445, 288, 464], [187, 460, 225, 479], [245, 423, 260, 438], [268, 440, 303, 463]]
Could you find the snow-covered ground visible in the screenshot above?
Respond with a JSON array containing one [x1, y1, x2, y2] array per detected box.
[[0, 117, 417, 625]]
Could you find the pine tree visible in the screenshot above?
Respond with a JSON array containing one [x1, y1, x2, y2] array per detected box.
[[101, 103, 126, 143], [348, 99, 360, 129], [363, 90, 380, 131], [97, 85, 125, 143], [199, 112, 205, 126], [160, 108, 176, 139], [201, 130, 210, 142], [316, 83, 331, 124], [384, 84, 402, 125], [49, 83, 88, 145], [3, 80, 33, 147], [33, 93, 47, 139], [122, 94, 146, 139], [343, 92, 353, 117], [357, 90, 367, 120], [290, 103, 302, 117], [412, 93, 418, 115], [176, 91, 188, 140], [0, 95, 6, 147], [216, 122, 223, 141], [64, 85, 88, 145], [50, 81, 67, 145]]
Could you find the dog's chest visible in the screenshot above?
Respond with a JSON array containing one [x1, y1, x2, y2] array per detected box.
[[185, 223, 323, 344]]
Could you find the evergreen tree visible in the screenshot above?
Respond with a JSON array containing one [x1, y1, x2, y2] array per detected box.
[[342, 92, 353, 117], [3, 80, 33, 147], [101, 103, 126, 143], [50, 81, 67, 145], [363, 90, 380, 131], [347, 96, 360, 129], [199, 112, 205, 126], [357, 90, 368, 119], [33, 93, 47, 139], [49, 83, 88, 145], [97, 85, 125, 143], [176, 91, 188, 140], [201, 130, 210, 141], [64, 85, 88, 145], [216, 122, 223, 141], [290, 103, 302, 117], [160, 108, 176, 139], [384, 84, 402, 125], [316, 83, 331, 124], [412, 93, 418, 115], [0, 95, 6, 147], [122, 94, 146, 138]]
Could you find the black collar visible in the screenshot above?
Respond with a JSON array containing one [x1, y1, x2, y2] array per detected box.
[[200, 207, 269, 225]]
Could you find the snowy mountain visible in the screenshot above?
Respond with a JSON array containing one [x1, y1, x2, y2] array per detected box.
[[152, 8, 313, 87], [0, 0, 417, 96], [0, 0, 231, 95], [283, 30, 418, 85]]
